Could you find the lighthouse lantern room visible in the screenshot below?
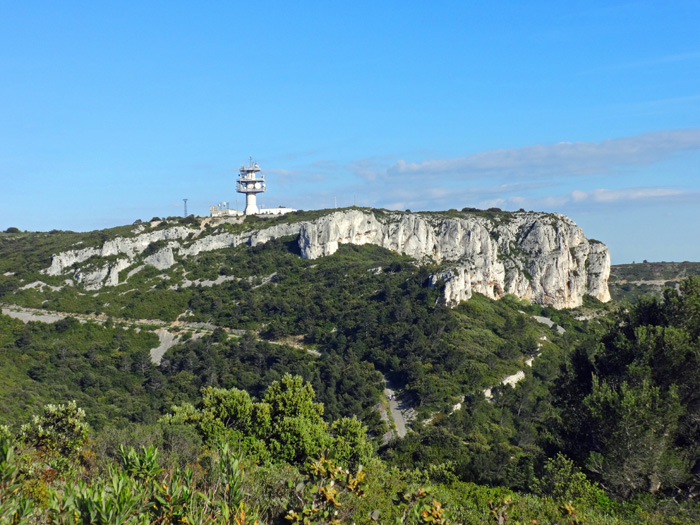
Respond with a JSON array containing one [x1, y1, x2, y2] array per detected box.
[[236, 157, 267, 215]]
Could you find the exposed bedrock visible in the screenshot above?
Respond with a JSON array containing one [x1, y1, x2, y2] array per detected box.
[[42, 209, 610, 308], [297, 209, 610, 308]]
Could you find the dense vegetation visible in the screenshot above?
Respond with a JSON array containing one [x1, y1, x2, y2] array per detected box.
[[1, 217, 699, 522], [3, 379, 698, 524], [608, 261, 700, 302]]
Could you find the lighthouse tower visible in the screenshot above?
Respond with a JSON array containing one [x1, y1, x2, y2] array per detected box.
[[236, 157, 266, 215]]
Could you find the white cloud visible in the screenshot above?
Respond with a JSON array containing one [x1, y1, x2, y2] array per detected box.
[[387, 129, 700, 180], [578, 187, 684, 203], [480, 187, 691, 211], [348, 155, 397, 181], [571, 190, 588, 202]]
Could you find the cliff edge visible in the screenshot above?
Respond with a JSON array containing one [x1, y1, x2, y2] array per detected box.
[[41, 208, 610, 309], [298, 209, 610, 308]]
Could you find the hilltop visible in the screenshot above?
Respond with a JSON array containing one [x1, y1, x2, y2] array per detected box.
[[0, 207, 610, 433], [1, 207, 610, 313], [609, 260, 700, 302], [1, 209, 700, 523]]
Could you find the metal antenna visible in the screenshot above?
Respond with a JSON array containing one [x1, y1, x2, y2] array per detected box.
[[183, 198, 188, 217]]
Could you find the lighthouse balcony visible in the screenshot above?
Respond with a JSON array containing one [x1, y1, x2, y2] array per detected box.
[[237, 183, 266, 193]]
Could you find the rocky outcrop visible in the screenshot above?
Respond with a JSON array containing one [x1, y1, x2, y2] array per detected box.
[[41, 209, 610, 308], [74, 258, 131, 290], [250, 223, 303, 246], [42, 222, 302, 291], [44, 227, 193, 276], [298, 209, 610, 308], [143, 247, 176, 270]]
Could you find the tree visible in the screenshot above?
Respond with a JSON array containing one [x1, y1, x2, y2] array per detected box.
[[164, 375, 343, 466], [263, 374, 324, 424], [584, 378, 684, 497], [553, 277, 700, 497], [330, 416, 374, 468], [19, 400, 89, 470]]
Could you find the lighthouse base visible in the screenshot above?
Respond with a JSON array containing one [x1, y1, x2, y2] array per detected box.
[[244, 194, 259, 215]]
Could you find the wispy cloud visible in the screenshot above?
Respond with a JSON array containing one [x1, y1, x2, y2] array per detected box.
[[570, 187, 684, 203], [348, 155, 397, 181], [478, 186, 691, 211], [387, 129, 700, 180]]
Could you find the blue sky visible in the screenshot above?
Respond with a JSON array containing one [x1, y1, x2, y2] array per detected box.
[[1, 1, 698, 263]]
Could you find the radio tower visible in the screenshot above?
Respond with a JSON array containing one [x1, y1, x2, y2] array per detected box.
[[236, 157, 266, 215], [183, 198, 188, 218]]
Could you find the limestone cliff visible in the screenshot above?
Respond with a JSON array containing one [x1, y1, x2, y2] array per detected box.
[[297, 209, 610, 308], [41, 209, 610, 308]]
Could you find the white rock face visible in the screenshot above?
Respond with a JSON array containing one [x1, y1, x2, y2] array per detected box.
[[143, 247, 176, 270], [43, 227, 193, 276], [298, 210, 610, 308], [43, 222, 302, 291], [41, 210, 610, 308], [178, 233, 242, 257], [250, 223, 303, 246], [74, 258, 131, 290], [44, 247, 101, 276]]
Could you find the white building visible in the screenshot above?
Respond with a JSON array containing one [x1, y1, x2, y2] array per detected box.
[[228, 158, 297, 216], [236, 158, 266, 215], [258, 205, 297, 216], [209, 204, 243, 218]]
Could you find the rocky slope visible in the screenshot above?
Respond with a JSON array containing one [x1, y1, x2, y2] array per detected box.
[[298, 209, 610, 308], [39, 209, 610, 308]]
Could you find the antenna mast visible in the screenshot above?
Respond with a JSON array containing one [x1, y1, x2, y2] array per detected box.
[[183, 198, 188, 217]]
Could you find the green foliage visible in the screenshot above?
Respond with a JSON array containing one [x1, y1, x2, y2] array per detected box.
[[584, 378, 683, 498], [119, 445, 163, 482], [330, 416, 374, 469], [285, 453, 368, 525], [553, 277, 700, 499], [165, 375, 370, 467], [0, 437, 34, 524], [3, 397, 700, 524], [533, 453, 611, 510], [18, 400, 89, 472], [0, 316, 163, 429], [47, 441, 256, 525]]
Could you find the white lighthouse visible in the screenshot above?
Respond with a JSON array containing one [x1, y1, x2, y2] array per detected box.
[[236, 157, 266, 215]]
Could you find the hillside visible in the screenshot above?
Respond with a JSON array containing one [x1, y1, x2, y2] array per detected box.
[[0, 208, 606, 444], [1, 210, 699, 523], [1, 207, 610, 311], [609, 261, 700, 302]]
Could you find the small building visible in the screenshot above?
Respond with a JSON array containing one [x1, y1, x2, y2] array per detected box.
[[258, 205, 297, 216], [209, 204, 243, 218]]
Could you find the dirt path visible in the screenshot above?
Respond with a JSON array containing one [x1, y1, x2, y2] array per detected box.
[[2, 307, 67, 324], [1, 303, 319, 362]]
